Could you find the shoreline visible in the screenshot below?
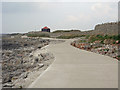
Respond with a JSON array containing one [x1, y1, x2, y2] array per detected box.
[[13, 45, 54, 88], [2, 36, 53, 88]]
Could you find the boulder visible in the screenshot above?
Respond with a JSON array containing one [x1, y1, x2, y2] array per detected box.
[[3, 83, 14, 87], [20, 72, 28, 79], [38, 63, 44, 68]]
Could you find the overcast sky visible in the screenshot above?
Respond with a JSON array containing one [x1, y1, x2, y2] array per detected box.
[[2, 2, 118, 33]]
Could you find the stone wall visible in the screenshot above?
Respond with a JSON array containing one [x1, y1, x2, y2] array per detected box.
[[92, 22, 118, 35]]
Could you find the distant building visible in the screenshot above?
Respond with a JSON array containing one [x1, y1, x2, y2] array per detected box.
[[41, 26, 50, 32]]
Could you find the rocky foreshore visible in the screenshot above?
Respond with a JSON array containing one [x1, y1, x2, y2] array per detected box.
[[2, 35, 54, 88], [71, 39, 120, 60]]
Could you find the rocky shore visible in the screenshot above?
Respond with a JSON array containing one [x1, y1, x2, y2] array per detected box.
[[2, 35, 54, 88]]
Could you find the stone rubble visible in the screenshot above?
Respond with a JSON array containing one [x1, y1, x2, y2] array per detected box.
[[71, 39, 119, 60], [2, 35, 54, 88]]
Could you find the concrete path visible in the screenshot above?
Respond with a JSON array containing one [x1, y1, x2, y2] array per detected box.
[[29, 39, 118, 88]]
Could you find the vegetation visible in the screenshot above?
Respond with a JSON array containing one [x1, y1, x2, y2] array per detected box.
[[27, 33, 50, 37], [57, 34, 85, 39], [85, 35, 90, 39], [79, 40, 87, 43], [53, 30, 81, 33], [52, 30, 64, 33], [88, 34, 120, 44]]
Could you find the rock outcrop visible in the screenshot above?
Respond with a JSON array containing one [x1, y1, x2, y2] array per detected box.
[[2, 35, 54, 88]]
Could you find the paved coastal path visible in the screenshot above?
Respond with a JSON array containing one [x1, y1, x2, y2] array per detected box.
[[29, 39, 118, 88]]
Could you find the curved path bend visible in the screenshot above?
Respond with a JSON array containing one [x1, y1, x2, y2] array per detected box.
[[29, 39, 118, 88]]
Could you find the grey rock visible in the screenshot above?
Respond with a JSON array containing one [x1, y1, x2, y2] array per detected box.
[[2, 36, 51, 87], [38, 63, 44, 68], [20, 72, 28, 79], [34, 57, 39, 63], [3, 83, 14, 87]]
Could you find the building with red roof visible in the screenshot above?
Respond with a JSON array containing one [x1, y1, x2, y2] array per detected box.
[[41, 26, 50, 32]]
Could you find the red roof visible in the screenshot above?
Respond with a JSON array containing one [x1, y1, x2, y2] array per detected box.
[[43, 26, 49, 29]]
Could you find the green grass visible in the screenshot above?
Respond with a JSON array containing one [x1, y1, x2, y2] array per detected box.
[[79, 40, 87, 43], [88, 34, 120, 44], [57, 34, 85, 39], [27, 33, 50, 37], [52, 30, 80, 33]]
